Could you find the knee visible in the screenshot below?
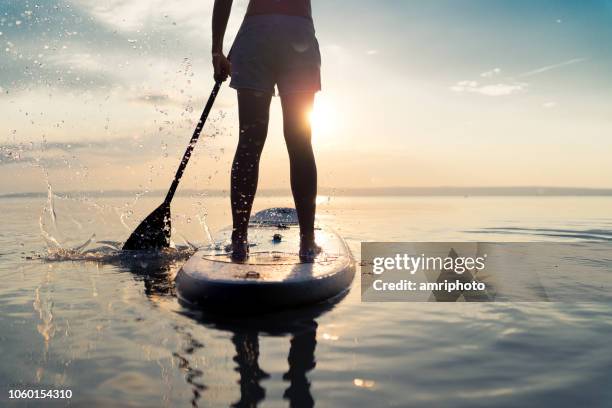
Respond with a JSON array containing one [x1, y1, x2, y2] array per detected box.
[[286, 144, 316, 167], [238, 123, 268, 151], [284, 127, 313, 157], [283, 119, 311, 140], [240, 116, 269, 137]]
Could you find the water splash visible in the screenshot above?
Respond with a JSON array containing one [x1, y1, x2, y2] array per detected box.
[[175, 231, 199, 252], [197, 213, 214, 245], [39, 174, 62, 248], [43, 242, 194, 264]]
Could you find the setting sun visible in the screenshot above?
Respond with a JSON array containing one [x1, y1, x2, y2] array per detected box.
[[309, 94, 336, 140]]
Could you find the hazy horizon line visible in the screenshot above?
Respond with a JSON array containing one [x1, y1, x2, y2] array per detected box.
[[2, 186, 612, 199]]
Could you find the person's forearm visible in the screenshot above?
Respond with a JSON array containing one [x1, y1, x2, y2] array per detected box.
[[212, 0, 233, 54]]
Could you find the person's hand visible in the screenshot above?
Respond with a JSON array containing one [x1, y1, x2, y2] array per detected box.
[[212, 52, 231, 82]]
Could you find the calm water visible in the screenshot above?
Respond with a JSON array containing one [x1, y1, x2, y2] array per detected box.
[[1, 195, 612, 407]]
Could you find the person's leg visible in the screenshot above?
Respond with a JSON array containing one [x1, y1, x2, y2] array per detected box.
[[231, 89, 272, 260], [231, 332, 269, 406], [280, 92, 320, 258]]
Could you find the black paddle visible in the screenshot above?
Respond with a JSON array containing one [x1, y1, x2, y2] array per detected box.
[[123, 80, 223, 250]]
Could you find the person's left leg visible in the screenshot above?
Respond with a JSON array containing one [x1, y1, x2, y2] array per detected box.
[[280, 91, 320, 258], [230, 89, 273, 260]]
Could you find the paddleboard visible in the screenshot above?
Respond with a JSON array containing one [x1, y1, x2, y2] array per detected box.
[[175, 208, 355, 310]]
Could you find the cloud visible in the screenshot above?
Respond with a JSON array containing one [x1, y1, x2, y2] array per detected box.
[[70, 0, 245, 41], [0, 141, 104, 167], [452, 57, 584, 98], [518, 58, 586, 78], [72, 0, 212, 33], [0, 134, 177, 168], [480, 68, 501, 78], [46, 52, 109, 74], [450, 80, 478, 92], [1, 0, 247, 100], [543, 101, 558, 109], [130, 93, 173, 105], [451, 80, 527, 96], [476, 83, 527, 96]]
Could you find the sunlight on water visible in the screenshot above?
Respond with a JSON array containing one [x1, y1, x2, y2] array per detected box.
[[1, 196, 612, 406]]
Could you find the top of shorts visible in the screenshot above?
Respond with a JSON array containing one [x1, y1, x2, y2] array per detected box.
[[246, 0, 312, 20]]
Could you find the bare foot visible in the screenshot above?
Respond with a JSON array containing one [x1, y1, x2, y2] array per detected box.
[[230, 241, 249, 262], [230, 231, 249, 262], [299, 240, 322, 263]]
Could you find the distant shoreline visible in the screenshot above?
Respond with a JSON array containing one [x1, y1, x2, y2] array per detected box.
[[2, 187, 612, 199]]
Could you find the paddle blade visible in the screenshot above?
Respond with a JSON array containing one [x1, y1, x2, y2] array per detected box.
[[122, 203, 171, 250]]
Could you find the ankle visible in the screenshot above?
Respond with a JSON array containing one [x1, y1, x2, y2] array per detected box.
[[231, 229, 248, 244], [300, 238, 318, 250], [300, 232, 315, 245]]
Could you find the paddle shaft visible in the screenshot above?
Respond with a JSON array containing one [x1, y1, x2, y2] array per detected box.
[[164, 80, 222, 204]]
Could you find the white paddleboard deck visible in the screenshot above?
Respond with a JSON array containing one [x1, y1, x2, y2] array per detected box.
[[176, 208, 355, 310]]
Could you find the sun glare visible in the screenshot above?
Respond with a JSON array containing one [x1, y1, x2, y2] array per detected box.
[[309, 94, 336, 141]]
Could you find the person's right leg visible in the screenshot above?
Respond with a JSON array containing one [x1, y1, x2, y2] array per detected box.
[[280, 91, 320, 259], [230, 89, 272, 260]]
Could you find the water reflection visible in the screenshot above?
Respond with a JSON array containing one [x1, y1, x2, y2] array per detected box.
[[118, 252, 342, 407], [172, 325, 207, 407], [115, 251, 184, 298], [181, 299, 339, 408], [231, 332, 269, 407], [282, 321, 317, 407]]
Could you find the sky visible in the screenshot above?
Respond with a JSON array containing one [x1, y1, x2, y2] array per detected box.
[[2, 0, 612, 194]]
